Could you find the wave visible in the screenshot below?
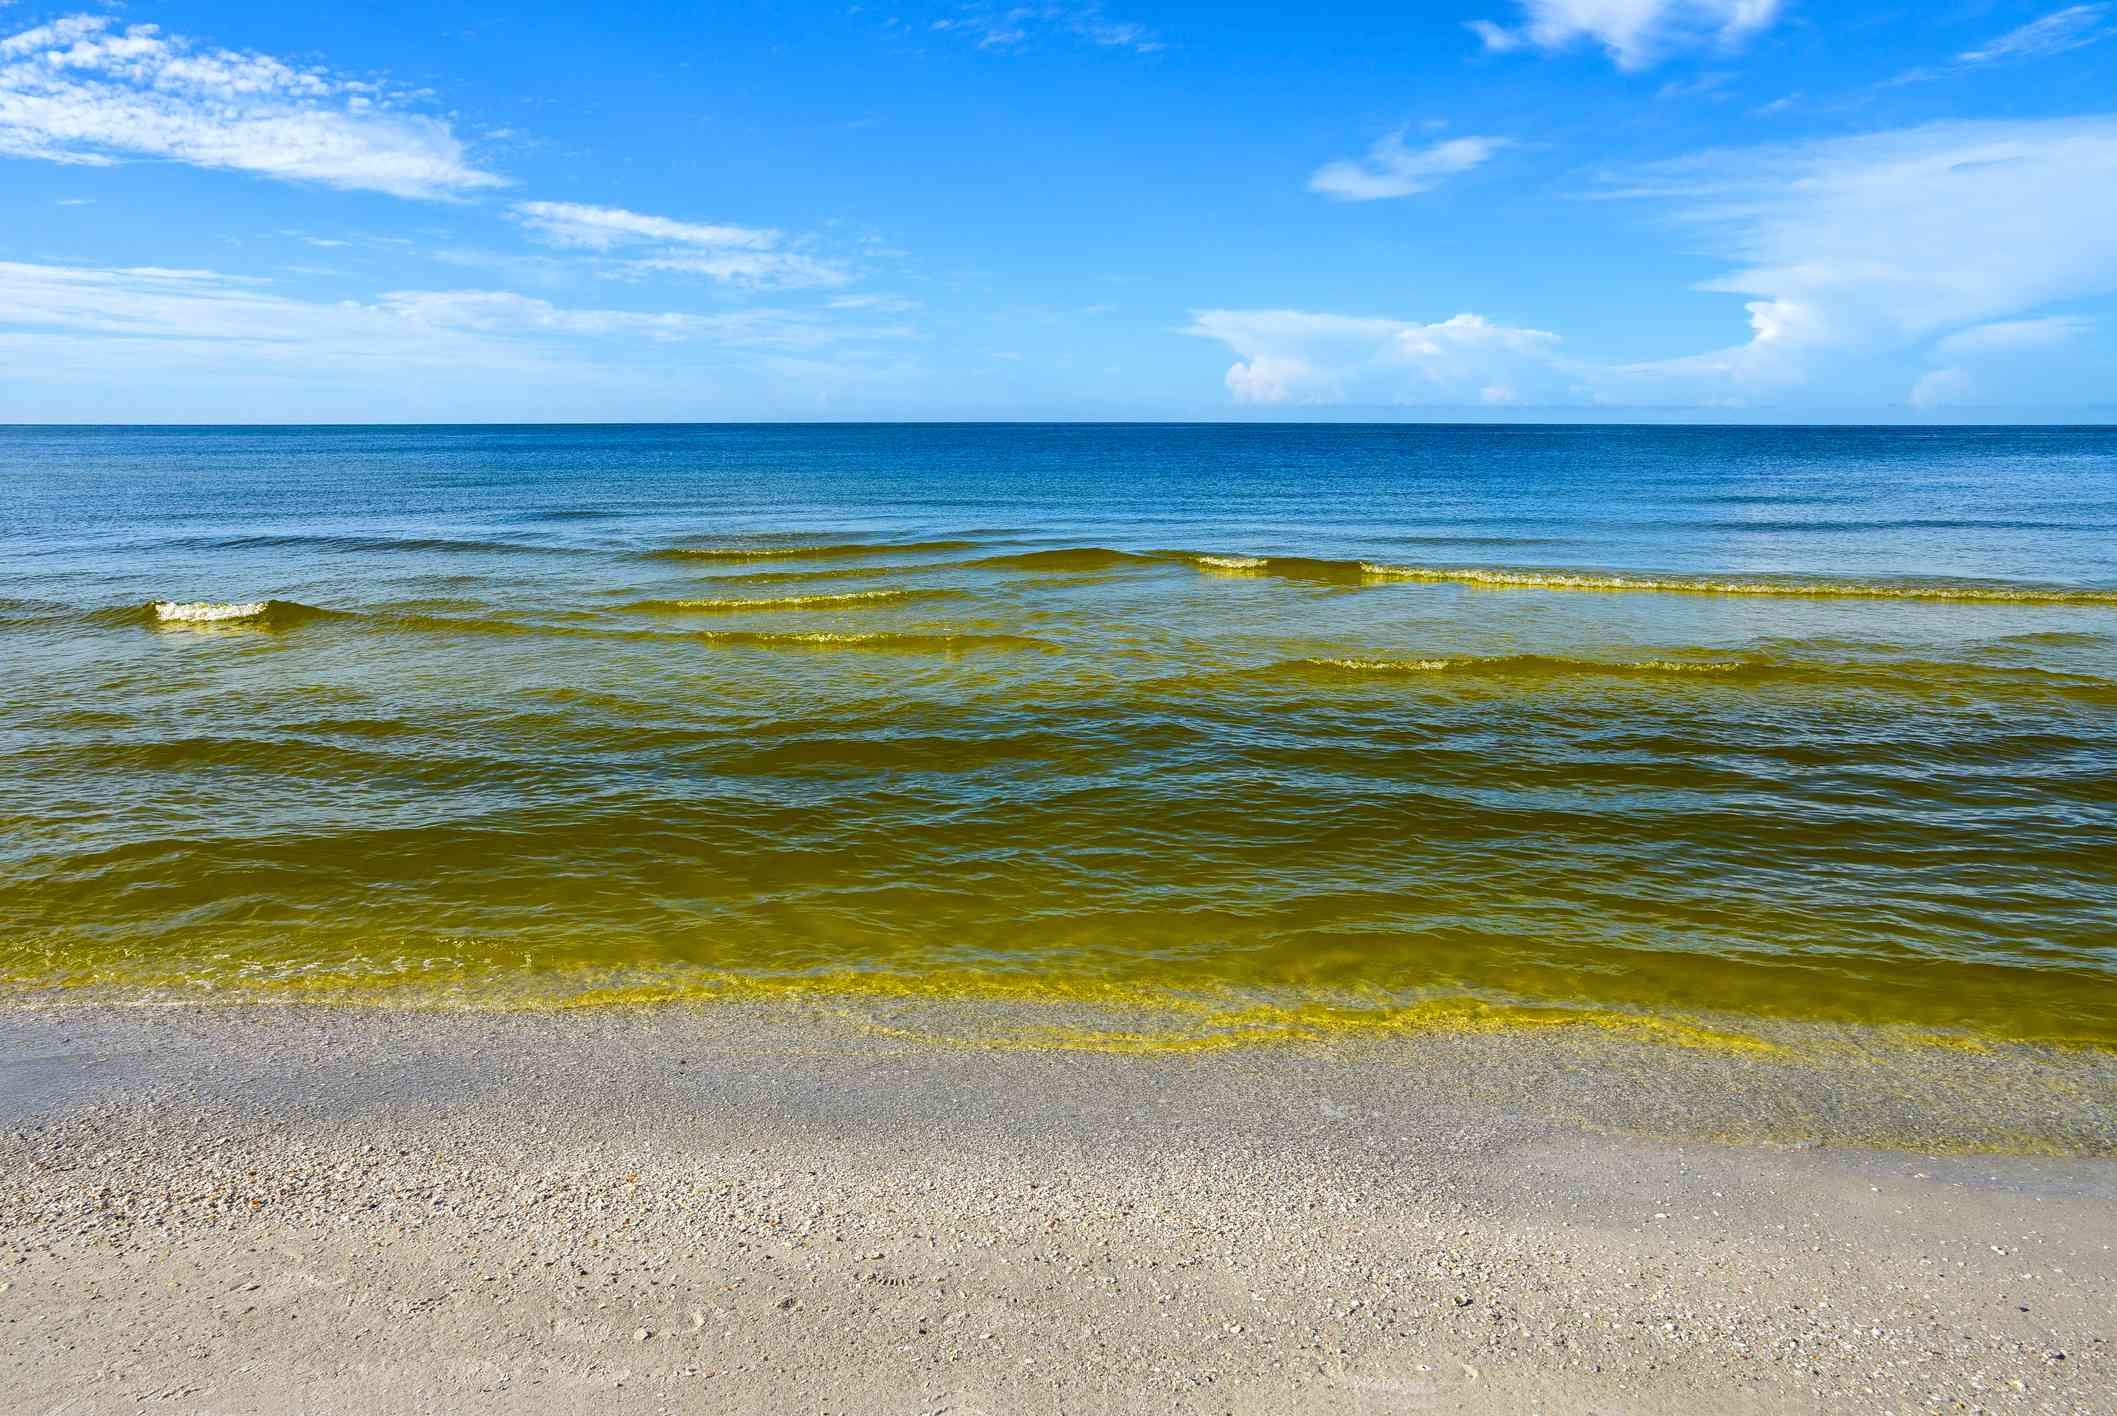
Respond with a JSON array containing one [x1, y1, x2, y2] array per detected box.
[[1296, 654, 1756, 681], [1118, 548, 2117, 602], [157, 600, 268, 623], [965, 547, 1165, 572], [1180, 552, 1371, 584], [83, 599, 345, 631], [1355, 563, 2117, 605], [1279, 651, 2117, 700], [365, 612, 1050, 652], [646, 539, 974, 563], [690, 629, 1052, 653], [622, 589, 956, 614]]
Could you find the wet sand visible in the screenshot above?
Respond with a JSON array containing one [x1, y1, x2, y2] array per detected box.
[[3, 1001, 2114, 1414]]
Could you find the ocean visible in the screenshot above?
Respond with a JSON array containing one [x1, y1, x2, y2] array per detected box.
[[4, 423, 2114, 1045]]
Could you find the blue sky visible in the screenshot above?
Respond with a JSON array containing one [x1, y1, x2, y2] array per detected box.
[[2, 0, 2113, 421]]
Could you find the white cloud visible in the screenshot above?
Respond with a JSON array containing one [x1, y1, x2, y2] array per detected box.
[[1184, 309, 1568, 406], [1192, 117, 2117, 412], [1910, 317, 2094, 411], [626, 252, 850, 289], [1469, 0, 1782, 69], [511, 201, 849, 290], [0, 14, 502, 197], [1603, 116, 2117, 397], [0, 261, 914, 359], [1657, 69, 1735, 100], [932, 5, 1162, 53], [374, 290, 713, 342], [1961, 5, 2110, 63], [1909, 367, 1972, 409], [511, 201, 777, 253], [1308, 131, 1507, 201], [1936, 315, 2094, 356], [827, 293, 923, 312]]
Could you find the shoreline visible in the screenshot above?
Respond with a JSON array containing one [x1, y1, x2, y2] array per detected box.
[[4, 999, 2117, 1405], [4, 1002, 2114, 1413]]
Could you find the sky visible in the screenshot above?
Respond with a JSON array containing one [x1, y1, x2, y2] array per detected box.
[[1, 0, 2113, 422]]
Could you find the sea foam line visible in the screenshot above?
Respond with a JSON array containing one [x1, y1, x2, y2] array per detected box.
[[1305, 655, 1745, 676], [153, 600, 269, 623], [1355, 563, 2117, 604], [636, 589, 934, 612]]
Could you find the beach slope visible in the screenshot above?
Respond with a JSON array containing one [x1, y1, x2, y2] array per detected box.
[[3, 1004, 2113, 1415]]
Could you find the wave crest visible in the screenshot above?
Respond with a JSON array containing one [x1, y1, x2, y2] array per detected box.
[[131, 599, 340, 630], [623, 589, 953, 614], [1356, 563, 2117, 604], [1300, 654, 1750, 680]]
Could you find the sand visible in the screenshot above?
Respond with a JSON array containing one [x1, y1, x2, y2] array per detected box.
[[3, 1001, 2114, 1414]]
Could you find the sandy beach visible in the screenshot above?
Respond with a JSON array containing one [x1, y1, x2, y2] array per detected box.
[[3, 1002, 2113, 1415]]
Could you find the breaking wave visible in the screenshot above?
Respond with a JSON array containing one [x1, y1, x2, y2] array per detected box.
[[100, 599, 345, 630]]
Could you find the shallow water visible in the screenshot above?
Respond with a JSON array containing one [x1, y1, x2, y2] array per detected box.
[[3, 424, 2114, 1043]]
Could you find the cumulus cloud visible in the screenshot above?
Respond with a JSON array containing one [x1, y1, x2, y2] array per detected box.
[[1308, 131, 1507, 201], [1184, 309, 1569, 406], [511, 201, 848, 290], [1468, 0, 1782, 69], [0, 14, 503, 197]]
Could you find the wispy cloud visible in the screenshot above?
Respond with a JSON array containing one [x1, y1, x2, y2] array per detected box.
[[1960, 4, 2110, 63], [1935, 315, 2094, 355], [1603, 116, 2117, 394], [511, 201, 848, 290], [1909, 366, 1972, 409], [0, 14, 503, 198], [932, 4, 1162, 54], [0, 261, 915, 357], [511, 202, 778, 253], [1308, 131, 1508, 201], [827, 293, 923, 313], [1911, 316, 2096, 409], [1468, 0, 1782, 70], [1658, 70, 1735, 100]]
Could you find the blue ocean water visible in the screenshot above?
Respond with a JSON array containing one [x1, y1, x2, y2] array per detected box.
[[3, 424, 2115, 1041]]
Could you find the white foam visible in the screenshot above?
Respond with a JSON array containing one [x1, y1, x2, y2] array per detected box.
[[154, 600, 268, 623]]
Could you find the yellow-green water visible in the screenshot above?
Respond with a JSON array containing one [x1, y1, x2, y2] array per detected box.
[[4, 424, 2115, 1047]]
